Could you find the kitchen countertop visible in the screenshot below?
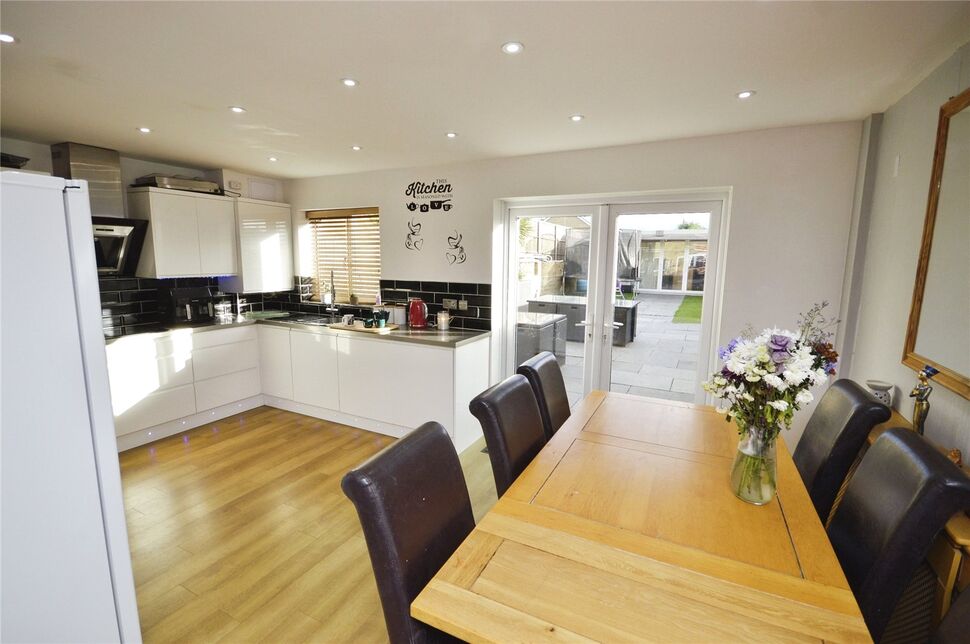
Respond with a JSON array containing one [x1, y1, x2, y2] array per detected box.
[[106, 313, 489, 349], [516, 312, 567, 328], [526, 294, 639, 309]]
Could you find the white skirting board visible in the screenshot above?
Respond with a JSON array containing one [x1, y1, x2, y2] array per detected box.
[[115, 395, 264, 451], [116, 393, 483, 454]]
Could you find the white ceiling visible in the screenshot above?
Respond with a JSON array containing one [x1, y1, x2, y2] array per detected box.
[[2, 1, 968, 179]]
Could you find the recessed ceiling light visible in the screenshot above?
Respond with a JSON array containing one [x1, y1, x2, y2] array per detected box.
[[737, 90, 756, 100], [268, 156, 278, 162], [570, 114, 584, 122], [0, 33, 17, 44], [137, 127, 151, 133], [351, 145, 362, 151], [501, 41, 524, 55], [229, 106, 246, 113], [446, 132, 457, 139], [341, 78, 358, 88]]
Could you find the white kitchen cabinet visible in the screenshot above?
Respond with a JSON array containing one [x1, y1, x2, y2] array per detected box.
[[337, 335, 453, 430], [195, 368, 260, 411], [128, 187, 237, 278], [219, 198, 294, 293], [257, 325, 293, 399], [290, 330, 340, 410], [196, 197, 238, 275]]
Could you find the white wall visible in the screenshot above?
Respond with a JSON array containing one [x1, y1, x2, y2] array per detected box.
[[288, 122, 863, 443], [844, 42, 970, 456], [1, 136, 210, 216]]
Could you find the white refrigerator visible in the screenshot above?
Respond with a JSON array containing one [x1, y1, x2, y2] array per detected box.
[[1, 171, 141, 642]]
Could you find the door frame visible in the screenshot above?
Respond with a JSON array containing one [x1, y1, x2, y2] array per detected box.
[[492, 187, 732, 403], [600, 200, 727, 403]]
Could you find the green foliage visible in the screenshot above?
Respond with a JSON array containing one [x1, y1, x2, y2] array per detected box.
[[672, 295, 702, 323]]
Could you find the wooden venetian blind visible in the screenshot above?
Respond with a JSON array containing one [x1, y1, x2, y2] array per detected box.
[[306, 208, 380, 304]]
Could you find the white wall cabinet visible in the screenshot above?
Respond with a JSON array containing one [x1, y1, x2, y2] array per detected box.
[[219, 198, 294, 293], [290, 330, 340, 410], [257, 325, 294, 399], [128, 187, 237, 278]]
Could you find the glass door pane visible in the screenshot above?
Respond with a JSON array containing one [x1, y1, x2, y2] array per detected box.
[[660, 240, 687, 291], [600, 206, 715, 404], [510, 207, 598, 408]]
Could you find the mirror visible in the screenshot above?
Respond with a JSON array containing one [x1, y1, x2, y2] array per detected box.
[[904, 87, 970, 399]]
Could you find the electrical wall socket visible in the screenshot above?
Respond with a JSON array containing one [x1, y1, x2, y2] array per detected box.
[[442, 298, 457, 310], [458, 299, 469, 311]]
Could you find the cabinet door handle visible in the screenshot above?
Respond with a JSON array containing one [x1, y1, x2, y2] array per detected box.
[[575, 321, 593, 327], [609, 321, 624, 328]]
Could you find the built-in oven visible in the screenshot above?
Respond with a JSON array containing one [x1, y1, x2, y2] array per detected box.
[[91, 216, 147, 275]]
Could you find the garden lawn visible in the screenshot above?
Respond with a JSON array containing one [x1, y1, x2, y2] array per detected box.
[[673, 295, 703, 324]]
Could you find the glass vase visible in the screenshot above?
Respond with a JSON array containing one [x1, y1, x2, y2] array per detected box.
[[730, 426, 777, 505]]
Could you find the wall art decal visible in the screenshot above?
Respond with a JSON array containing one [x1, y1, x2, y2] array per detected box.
[[446, 229, 467, 265], [405, 217, 424, 251], [404, 178, 453, 213]]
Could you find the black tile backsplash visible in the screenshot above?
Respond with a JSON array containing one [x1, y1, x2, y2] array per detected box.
[[376, 279, 492, 330], [99, 276, 224, 337], [101, 274, 493, 337]]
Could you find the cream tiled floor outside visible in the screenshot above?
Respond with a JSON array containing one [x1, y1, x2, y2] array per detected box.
[[562, 293, 701, 407]]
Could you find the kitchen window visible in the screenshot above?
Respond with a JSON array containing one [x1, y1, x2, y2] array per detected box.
[[306, 207, 381, 304]]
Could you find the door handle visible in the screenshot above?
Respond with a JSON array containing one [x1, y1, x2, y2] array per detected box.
[[609, 321, 624, 328], [575, 321, 593, 327]]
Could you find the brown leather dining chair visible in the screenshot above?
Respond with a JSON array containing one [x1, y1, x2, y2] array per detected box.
[[341, 421, 473, 644], [469, 374, 547, 497], [517, 351, 571, 441], [827, 428, 970, 642], [792, 378, 891, 522]]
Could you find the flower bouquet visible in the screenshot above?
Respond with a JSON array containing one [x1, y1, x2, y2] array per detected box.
[[703, 303, 839, 504]]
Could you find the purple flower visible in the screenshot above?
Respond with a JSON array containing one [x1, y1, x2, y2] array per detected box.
[[718, 337, 741, 360], [768, 334, 792, 364]]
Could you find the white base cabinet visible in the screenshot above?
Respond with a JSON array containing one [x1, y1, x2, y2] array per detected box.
[[107, 322, 489, 453], [257, 325, 293, 399], [291, 330, 340, 410]]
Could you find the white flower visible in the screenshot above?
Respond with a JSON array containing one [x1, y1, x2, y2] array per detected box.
[[742, 392, 754, 402], [796, 390, 814, 405], [763, 374, 789, 391], [784, 369, 808, 385], [768, 400, 789, 412]]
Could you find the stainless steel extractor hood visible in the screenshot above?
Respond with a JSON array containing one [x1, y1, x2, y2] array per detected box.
[[50, 142, 124, 218]]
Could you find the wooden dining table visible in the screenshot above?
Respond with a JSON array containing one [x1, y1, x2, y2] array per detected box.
[[411, 391, 871, 643]]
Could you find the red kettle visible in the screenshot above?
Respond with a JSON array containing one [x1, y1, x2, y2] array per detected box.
[[407, 298, 428, 328]]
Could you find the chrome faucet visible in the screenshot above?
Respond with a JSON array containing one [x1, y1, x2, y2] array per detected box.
[[324, 269, 340, 323]]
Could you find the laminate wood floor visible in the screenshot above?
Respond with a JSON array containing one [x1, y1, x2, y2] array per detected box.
[[119, 406, 498, 643]]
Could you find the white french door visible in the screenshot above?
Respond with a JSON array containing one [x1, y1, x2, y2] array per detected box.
[[500, 192, 728, 406], [595, 201, 724, 403]]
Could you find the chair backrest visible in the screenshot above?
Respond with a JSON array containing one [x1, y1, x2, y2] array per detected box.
[[932, 586, 970, 644], [517, 351, 571, 440], [341, 422, 475, 644], [827, 428, 970, 642], [469, 374, 547, 497], [793, 378, 891, 521]]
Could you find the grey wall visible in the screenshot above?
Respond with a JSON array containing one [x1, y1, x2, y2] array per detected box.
[[844, 42, 970, 455]]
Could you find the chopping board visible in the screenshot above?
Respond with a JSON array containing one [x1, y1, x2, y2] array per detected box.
[[328, 323, 400, 334]]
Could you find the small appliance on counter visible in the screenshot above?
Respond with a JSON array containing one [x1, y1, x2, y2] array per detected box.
[[407, 298, 428, 328], [158, 286, 222, 325]]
